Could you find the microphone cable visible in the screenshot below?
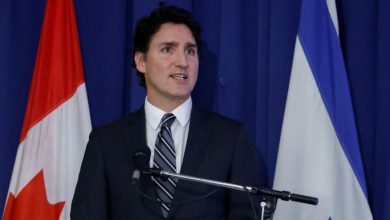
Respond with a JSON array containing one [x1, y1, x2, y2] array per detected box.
[[131, 149, 274, 219], [244, 186, 259, 220], [131, 176, 221, 206], [133, 173, 274, 220]]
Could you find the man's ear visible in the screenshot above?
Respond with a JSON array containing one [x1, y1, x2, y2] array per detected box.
[[134, 52, 146, 73]]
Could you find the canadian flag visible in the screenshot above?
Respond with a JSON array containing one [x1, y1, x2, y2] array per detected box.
[[2, 0, 91, 219]]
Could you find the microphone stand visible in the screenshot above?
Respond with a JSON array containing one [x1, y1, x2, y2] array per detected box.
[[147, 169, 318, 220]]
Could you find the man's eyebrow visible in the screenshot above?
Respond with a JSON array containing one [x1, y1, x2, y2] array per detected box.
[[158, 42, 197, 48], [158, 41, 178, 47], [186, 42, 197, 48]]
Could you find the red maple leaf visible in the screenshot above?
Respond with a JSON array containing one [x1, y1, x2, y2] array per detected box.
[[3, 170, 65, 220]]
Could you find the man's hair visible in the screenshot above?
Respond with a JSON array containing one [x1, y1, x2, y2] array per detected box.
[[132, 5, 201, 88]]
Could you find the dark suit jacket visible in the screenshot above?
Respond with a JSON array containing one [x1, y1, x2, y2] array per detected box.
[[71, 107, 264, 220]]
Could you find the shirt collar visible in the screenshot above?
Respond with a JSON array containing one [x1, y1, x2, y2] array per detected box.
[[145, 97, 192, 130]]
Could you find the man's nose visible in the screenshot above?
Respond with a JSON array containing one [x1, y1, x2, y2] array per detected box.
[[174, 51, 189, 68]]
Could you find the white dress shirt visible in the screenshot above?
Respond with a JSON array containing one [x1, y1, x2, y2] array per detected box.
[[144, 97, 192, 173]]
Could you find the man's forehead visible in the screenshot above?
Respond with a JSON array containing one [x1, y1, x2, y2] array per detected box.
[[151, 23, 196, 43]]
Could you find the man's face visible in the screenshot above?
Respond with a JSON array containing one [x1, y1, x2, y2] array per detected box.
[[135, 23, 199, 109]]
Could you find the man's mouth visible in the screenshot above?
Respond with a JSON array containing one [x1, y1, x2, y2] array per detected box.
[[170, 74, 188, 80]]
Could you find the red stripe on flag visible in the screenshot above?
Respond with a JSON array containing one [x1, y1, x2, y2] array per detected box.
[[3, 170, 65, 220], [19, 0, 85, 143]]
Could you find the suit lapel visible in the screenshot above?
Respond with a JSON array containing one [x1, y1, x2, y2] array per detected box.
[[123, 108, 163, 218], [180, 108, 211, 176], [168, 108, 212, 219]]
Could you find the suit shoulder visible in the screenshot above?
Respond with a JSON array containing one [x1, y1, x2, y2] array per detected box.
[[193, 107, 244, 129], [93, 109, 143, 134]]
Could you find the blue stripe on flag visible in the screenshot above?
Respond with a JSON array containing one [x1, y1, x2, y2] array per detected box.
[[297, 0, 368, 197]]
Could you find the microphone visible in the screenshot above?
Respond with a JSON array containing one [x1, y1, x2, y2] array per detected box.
[[132, 148, 150, 183]]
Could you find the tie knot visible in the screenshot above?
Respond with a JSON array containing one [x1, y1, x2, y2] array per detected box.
[[161, 113, 175, 128]]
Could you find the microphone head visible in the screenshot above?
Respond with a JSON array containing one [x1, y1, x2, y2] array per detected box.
[[133, 148, 151, 172]]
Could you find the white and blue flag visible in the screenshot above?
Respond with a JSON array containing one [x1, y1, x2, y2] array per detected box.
[[273, 0, 373, 219]]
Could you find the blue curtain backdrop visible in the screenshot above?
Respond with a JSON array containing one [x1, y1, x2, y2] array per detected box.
[[0, 0, 389, 219]]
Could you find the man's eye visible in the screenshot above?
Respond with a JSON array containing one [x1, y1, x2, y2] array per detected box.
[[186, 48, 197, 55], [161, 47, 172, 53]]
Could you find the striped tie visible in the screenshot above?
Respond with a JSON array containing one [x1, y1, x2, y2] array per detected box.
[[152, 113, 177, 218]]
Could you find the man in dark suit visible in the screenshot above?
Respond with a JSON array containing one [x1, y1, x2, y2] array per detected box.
[[71, 5, 267, 220]]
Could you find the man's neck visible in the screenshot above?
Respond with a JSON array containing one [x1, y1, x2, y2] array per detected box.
[[146, 96, 190, 112]]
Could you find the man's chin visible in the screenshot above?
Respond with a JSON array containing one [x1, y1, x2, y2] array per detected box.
[[167, 93, 191, 103], [169, 89, 192, 98]]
